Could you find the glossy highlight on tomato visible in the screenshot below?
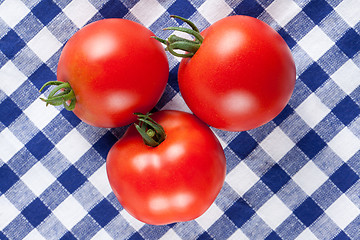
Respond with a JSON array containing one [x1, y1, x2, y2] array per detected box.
[[106, 110, 226, 225], [42, 19, 169, 128]]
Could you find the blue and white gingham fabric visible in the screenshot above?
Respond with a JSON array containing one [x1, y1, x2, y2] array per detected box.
[[1, 0, 360, 239]]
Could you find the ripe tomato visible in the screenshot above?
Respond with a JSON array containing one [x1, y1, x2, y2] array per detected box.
[[41, 19, 169, 128], [106, 110, 226, 225], [158, 15, 296, 131]]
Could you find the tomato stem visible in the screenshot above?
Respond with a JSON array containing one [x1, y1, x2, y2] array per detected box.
[[134, 113, 166, 147], [39, 81, 76, 111], [153, 15, 202, 58]]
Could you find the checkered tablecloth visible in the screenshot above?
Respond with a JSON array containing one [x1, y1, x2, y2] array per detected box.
[[1, 0, 360, 239]]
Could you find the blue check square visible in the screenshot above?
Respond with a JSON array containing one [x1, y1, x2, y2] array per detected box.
[[99, 0, 128, 19], [29, 64, 56, 90], [93, 132, 118, 159], [22, 198, 51, 227], [234, 0, 264, 18], [0, 30, 26, 59], [303, 0, 333, 25], [32, 0, 62, 25], [26, 131, 54, 159], [336, 29, 360, 58], [229, 132, 258, 159], [128, 232, 145, 240], [278, 28, 297, 49], [58, 165, 87, 194], [294, 197, 323, 227], [300, 62, 328, 92], [89, 199, 118, 227], [261, 164, 291, 193], [297, 130, 326, 159], [265, 231, 282, 240], [60, 231, 77, 240], [0, 98, 22, 127], [168, 0, 197, 22], [330, 163, 359, 193], [60, 108, 81, 127], [273, 105, 294, 126], [333, 231, 352, 240], [197, 232, 212, 240], [225, 198, 255, 227], [0, 164, 19, 194], [332, 96, 360, 125]]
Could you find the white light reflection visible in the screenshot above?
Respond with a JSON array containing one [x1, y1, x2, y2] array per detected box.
[[222, 90, 258, 116], [216, 30, 244, 57], [149, 192, 194, 212], [166, 143, 185, 161], [85, 34, 117, 61], [133, 153, 161, 172], [105, 91, 137, 112]]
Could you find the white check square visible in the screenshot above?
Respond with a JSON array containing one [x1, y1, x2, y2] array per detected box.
[[228, 229, 249, 240], [21, 161, 55, 196], [131, 0, 166, 27], [0, 0, 30, 28], [296, 93, 331, 128], [266, 0, 301, 27], [292, 161, 328, 196], [195, 203, 223, 230], [326, 194, 360, 229], [335, 0, 360, 28], [63, 0, 97, 28], [0, 196, 20, 229], [91, 229, 113, 240], [88, 164, 112, 197], [24, 98, 59, 130], [53, 195, 87, 230], [23, 229, 46, 240], [295, 228, 318, 240], [328, 127, 360, 162], [331, 60, 360, 95], [0, 128, 24, 163], [0, 61, 27, 96], [260, 127, 295, 162], [257, 195, 292, 229], [298, 26, 334, 61], [198, 0, 232, 24], [226, 161, 259, 196], [27, 27, 62, 62], [159, 229, 182, 240], [56, 129, 91, 164]]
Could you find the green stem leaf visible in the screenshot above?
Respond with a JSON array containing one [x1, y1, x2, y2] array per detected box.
[[170, 15, 200, 32], [164, 27, 203, 43], [134, 113, 166, 147], [152, 15, 203, 58], [39, 81, 76, 111]]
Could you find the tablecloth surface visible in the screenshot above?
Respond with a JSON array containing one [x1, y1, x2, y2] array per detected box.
[[1, 0, 360, 239]]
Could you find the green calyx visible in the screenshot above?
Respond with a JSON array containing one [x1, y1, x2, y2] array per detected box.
[[152, 15, 203, 58], [134, 113, 166, 147], [39, 81, 76, 111]]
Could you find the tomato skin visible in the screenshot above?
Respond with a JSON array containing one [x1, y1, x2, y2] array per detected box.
[[178, 15, 296, 131], [106, 110, 226, 225], [57, 19, 169, 128]]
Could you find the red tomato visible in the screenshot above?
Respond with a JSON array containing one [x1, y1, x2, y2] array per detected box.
[[42, 19, 169, 128], [163, 15, 296, 131], [106, 110, 226, 225]]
